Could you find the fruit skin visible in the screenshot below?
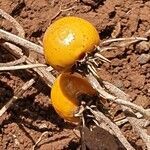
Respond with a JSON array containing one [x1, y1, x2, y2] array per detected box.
[[51, 73, 96, 123], [43, 16, 100, 70]]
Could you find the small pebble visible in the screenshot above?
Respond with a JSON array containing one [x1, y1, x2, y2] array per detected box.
[[137, 54, 150, 64], [136, 41, 150, 53]]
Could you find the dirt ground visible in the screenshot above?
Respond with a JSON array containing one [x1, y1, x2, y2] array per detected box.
[[0, 0, 150, 149]]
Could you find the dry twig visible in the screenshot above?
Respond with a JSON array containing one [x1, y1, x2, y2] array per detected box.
[[0, 63, 46, 71], [0, 8, 25, 37], [0, 30, 55, 87], [1, 42, 24, 57], [111, 22, 121, 38], [101, 37, 147, 45], [0, 15, 54, 114], [32, 131, 49, 150], [0, 56, 26, 67], [50, 5, 76, 23], [104, 81, 150, 149], [0, 29, 44, 54], [86, 74, 150, 119], [115, 112, 143, 126], [96, 46, 117, 52]]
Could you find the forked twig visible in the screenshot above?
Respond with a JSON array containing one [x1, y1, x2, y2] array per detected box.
[[50, 4, 76, 23], [0, 31, 55, 87], [103, 81, 150, 149], [86, 74, 150, 119], [0, 13, 54, 114]]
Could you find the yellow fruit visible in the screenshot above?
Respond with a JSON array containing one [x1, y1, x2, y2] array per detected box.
[[43, 16, 100, 70], [51, 73, 96, 123]]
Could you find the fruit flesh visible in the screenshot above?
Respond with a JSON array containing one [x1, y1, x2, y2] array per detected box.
[[43, 16, 100, 70], [51, 73, 96, 123]]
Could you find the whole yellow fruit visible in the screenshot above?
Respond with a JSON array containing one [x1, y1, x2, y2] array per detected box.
[[51, 73, 96, 123], [43, 16, 100, 70]]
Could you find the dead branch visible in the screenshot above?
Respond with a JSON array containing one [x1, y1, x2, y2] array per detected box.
[[101, 37, 147, 45], [96, 46, 117, 52], [115, 112, 143, 126], [1, 42, 24, 57], [0, 8, 25, 37], [103, 81, 150, 149], [0, 29, 44, 54], [0, 36, 55, 87], [0, 56, 26, 67], [50, 4, 76, 23], [103, 81, 150, 119], [86, 74, 150, 119], [0, 63, 46, 71]]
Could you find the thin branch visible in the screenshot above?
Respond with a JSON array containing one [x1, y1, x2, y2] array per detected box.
[[94, 52, 111, 63], [96, 46, 117, 52], [86, 74, 150, 119], [103, 81, 150, 149], [25, 58, 55, 87], [50, 5, 76, 23], [32, 131, 49, 150], [60, 5, 76, 12], [0, 56, 26, 67], [0, 29, 44, 54], [87, 107, 135, 150], [128, 117, 150, 149], [0, 78, 35, 116], [115, 112, 143, 126], [103, 81, 150, 119], [0, 28, 55, 86], [1, 40, 55, 87], [0, 64, 46, 71], [0, 8, 25, 37], [101, 37, 147, 45], [111, 22, 121, 38], [1, 42, 24, 57]]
